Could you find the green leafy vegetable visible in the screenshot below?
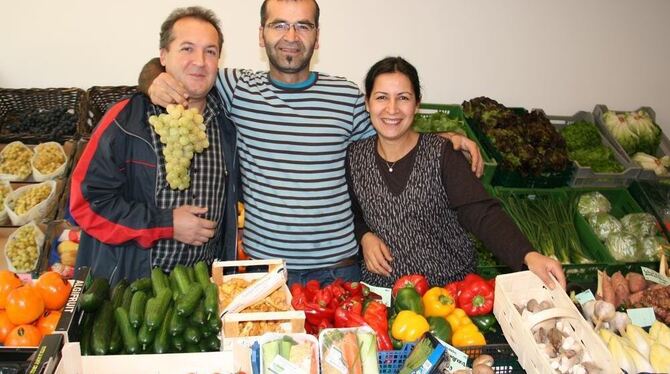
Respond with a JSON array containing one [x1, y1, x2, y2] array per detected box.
[[560, 121, 624, 173]]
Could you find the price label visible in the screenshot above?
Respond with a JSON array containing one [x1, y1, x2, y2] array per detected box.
[[627, 307, 656, 327], [361, 283, 392, 307], [445, 343, 468, 371], [641, 267, 670, 286], [575, 289, 596, 306]]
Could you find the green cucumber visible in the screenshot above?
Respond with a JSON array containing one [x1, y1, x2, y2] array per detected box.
[[151, 268, 169, 296], [138, 322, 156, 349], [129, 277, 152, 293], [80, 312, 95, 356], [91, 301, 114, 355], [183, 325, 201, 344], [198, 338, 209, 352], [205, 335, 220, 352], [120, 287, 133, 311], [153, 306, 173, 354], [208, 313, 222, 333], [203, 283, 218, 319], [110, 279, 129, 308], [172, 265, 191, 295], [185, 342, 200, 353], [146, 288, 173, 331], [191, 300, 206, 326], [171, 334, 185, 352], [129, 290, 148, 329], [194, 261, 210, 289], [175, 284, 202, 317], [186, 266, 196, 283], [169, 271, 182, 301], [169, 310, 186, 336], [80, 278, 110, 312], [114, 307, 139, 354]]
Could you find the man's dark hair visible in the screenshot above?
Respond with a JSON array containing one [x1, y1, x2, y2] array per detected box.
[[364, 56, 422, 103], [160, 6, 224, 51], [260, 0, 320, 27]]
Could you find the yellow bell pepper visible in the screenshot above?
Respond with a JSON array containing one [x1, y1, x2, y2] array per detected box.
[[422, 287, 455, 317], [451, 323, 486, 347], [391, 310, 430, 343], [446, 308, 472, 331]]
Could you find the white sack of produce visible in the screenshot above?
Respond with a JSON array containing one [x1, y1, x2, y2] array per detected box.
[[4, 221, 45, 273], [0, 180, 12, 224], [222, 263, 288, 315], [0, 141, 34, 181], [4, 180, 57, 226], [31, 142, 67, 181]]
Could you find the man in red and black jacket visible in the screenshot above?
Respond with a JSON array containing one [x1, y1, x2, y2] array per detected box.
[[70, 7, 239, 285]]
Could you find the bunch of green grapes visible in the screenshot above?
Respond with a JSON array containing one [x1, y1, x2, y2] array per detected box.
[[13, 184, 51, 215], [148, 104, 209, 190], [0, 143, 33, 179], [33, 143, 66, 174], [6, 225, 38, 272]]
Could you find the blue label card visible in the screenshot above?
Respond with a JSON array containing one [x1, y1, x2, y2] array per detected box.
[[575, 289, 596, 306], [627, 307, 656, 327]]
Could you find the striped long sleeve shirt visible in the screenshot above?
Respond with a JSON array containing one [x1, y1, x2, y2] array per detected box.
[[217, 69, 375, 269]]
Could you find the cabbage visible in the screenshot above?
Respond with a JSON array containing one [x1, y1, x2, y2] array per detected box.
[[604, 111, 638, 155], [578, 192, 612, 216], [605, 231, 642, 262], [588, 213, 622, 241], [639, 236, 667, 261], [620, 213, 658, 237], [625, 111, 661, 155]]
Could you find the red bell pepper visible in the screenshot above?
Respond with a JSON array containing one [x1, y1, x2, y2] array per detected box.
[[313, 287, 333, 308], [445, 281, 462, 300], [290, 284, 307, 310], [392, 274, 429, 297], [303, 302, 335, 326], [343, 281, 363, 297], [363, 301, 393, 351], [304, 279, 320, 302], [327, 283, 348, 309], [458, 277, 494, 316], [334, 297, 366, 328]]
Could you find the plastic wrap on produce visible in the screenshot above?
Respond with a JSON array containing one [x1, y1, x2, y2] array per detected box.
[[221, 263, 288, 316]]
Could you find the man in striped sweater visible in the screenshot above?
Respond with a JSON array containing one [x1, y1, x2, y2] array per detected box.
[[140, 0, 482, 286]]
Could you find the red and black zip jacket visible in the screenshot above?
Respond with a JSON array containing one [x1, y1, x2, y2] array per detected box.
[[70, 94, 173, 283]]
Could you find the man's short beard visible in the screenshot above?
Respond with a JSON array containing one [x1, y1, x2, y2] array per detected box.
[[267, 46, 313, 75]]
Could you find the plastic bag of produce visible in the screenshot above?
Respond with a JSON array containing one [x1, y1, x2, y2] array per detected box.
[[4, 180, 57, 226], [0, 141, 34, 181], [620, 213, 658, 237], [587, 213, 622, 241], [31, 142, 68, 181], [4, 221, 45, 273], [605, 231, 642, 262], [638, 235, 668, 261], [0, 180, 12, 225], [577, 192, 611, 216]]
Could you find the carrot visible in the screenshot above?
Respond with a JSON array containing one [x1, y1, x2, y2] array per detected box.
[[601, 271, 616, 305], [341, 332, 363, 374]]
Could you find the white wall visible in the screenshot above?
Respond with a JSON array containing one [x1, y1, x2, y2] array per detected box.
[[2, 0, 669, 130]]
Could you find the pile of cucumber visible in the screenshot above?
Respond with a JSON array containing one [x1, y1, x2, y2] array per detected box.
[[78, 261, 221, 355]]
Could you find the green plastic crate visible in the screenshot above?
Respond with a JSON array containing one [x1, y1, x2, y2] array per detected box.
[[466, 108, 575, 188], [414, 103, 497, 185], [569, 187, 663, 264], [628, 180, 670, 241]]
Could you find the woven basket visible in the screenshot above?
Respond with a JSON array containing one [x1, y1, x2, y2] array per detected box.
[[0, 87, 86, 142], [85, 85, 137, 135]]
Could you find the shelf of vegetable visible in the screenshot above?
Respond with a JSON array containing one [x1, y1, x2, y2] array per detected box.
[[463, 97, 575, 188], [547, 111, 640, 188], [413, 103, 497, 185], [593, 105, 670, 182]]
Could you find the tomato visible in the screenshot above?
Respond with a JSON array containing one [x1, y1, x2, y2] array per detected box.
[[4, 324, 42, 347], [0, 270, 22, 309], [6, 285, 45, 325], [36, 310, 61, 336], [35, 271, 72, 310], [0, 310, 16, 344]]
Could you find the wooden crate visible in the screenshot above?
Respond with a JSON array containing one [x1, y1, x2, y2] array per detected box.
[[493, 271, 619, 373]]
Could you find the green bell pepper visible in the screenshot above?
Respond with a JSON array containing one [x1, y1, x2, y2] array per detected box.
[[427, 316, 452, 344], [394, 287, 424, 315], [470, 314, 497, 333]]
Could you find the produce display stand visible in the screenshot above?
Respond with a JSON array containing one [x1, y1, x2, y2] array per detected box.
[[546, 111, 641, 188], [593, 104, 670, 182]]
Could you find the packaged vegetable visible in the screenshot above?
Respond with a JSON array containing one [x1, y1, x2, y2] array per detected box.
[[620, 212, 658, 237], [587, 213, 622, 241], [577, 192, 611, 216], [319, 327, 379, 374], [260, 333, 318, 374], [398, 332, 449, 374], [605, 231, 642, 262]]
